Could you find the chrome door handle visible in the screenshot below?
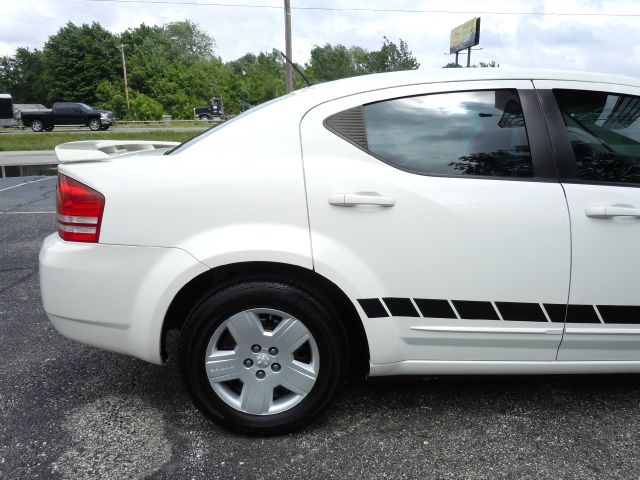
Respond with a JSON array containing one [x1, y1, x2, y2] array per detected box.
[[328, 193, 396, 207], [585, 206, 640, 218]]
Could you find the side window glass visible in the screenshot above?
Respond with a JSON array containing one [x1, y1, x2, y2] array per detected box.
[[554, 89, 640, 184], [361, 90, 533, 177]]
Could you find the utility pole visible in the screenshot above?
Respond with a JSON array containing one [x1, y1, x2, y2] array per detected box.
[[283, 0, 294, 93], [116, 44, 130, 111]]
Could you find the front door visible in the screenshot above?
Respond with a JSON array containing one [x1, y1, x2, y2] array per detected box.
[[301, 80, 571, 369]]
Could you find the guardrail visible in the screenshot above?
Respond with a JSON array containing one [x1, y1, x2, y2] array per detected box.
[[116, 118, 225, 125], [0, 151, 58, 178]]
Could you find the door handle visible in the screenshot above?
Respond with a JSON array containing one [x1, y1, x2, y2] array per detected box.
[[585, 206, 640, 218], [328, 193, 396, 207]]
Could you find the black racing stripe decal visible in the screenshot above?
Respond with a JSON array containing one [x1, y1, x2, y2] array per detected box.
[[414, 299, 457, 319], [359, 298, 640, 324], [357, 299, 388, 318], [382, 298, 419, 317], [543, 304, 566, 323], [451, 300, 499, 320], [495, 302, 547, 322], [566, 305, 601, 324], [597, 305, 640, 324]]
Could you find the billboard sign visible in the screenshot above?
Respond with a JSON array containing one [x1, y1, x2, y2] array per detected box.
[[450, 17, 481, 54]]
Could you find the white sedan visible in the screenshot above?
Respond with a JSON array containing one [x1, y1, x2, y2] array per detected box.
[[40, 69, 640, 434]]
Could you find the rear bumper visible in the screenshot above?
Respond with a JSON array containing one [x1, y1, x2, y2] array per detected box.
[[39, 234, 208, 364]]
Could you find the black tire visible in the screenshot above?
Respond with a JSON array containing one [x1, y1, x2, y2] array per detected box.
[[179, 280, 347, 435], [100, 125, 110, 131], [89, 118, 101, 131], [198, 115, 210, 121], [31, 120, 44, 132]]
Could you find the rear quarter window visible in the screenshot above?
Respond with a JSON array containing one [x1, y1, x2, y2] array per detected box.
[[326, 89, 533, 178]]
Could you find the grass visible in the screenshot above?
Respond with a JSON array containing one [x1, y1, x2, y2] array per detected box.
[[116, 120, 221, 128], [0, 130, 208, 152]]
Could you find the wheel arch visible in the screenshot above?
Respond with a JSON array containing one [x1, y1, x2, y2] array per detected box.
[[162, 261, 370, 376]]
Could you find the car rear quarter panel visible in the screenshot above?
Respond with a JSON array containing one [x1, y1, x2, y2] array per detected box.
[[58, 100, 314, 270]]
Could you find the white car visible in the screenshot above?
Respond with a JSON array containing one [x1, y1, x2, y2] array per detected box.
[[40, 69, 640, 434]]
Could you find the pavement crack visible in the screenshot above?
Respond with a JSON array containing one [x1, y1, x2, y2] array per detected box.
[[1, 188, 55, 215], [0, 269, 37, 296]]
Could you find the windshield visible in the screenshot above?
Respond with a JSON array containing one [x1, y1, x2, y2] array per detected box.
[[79, 103, 93, 110], [167, 93, 295, 155]]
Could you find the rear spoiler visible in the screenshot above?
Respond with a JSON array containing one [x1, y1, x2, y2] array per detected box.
[[54, 140, 180, 163]]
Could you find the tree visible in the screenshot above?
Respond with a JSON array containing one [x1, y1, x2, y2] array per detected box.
[[42, 22, 120, 104], [0, 48, 47, 102], [306, 44, 358, 82], [366, 37, 419, 73], [306, 38, 419, 83], [163, 20, 215, 64], [117, 20, 218, 118]]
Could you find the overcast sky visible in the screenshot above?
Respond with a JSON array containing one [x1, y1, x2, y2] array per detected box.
[[1, 0, 639, 77]]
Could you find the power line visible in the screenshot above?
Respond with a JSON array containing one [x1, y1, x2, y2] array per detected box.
[[1, 11, 63, 27], [75, 0, 640, 17]]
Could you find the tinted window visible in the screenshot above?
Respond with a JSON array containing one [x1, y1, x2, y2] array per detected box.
[[363, 90, 533, 177], [554, 89, 640, 184], [54, 104, 71, 114]]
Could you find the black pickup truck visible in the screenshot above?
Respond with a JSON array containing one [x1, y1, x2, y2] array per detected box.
[[21, 102, 115, 132]]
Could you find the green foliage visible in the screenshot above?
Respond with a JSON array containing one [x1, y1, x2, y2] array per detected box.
[[0, 48, 47, 103], [306, 38, 419, 82], [2, 21, 422, 120], [129, 91, 164, 120], [94, 79, 127, 118], [478, 61, 500, 68], [42, 22, 120, 104], [366, 37, 420, 73], [306, 44, 360, 82], [163, 20, 215, 63], [0, 130, 204, 152], [226, 50, 287, 110]]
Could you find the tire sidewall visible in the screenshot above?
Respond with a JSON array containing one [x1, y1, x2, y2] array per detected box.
[[180, 282, 346, 434]]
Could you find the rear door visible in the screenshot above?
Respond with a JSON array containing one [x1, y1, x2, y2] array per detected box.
[[536, 81, 640, 360], [53, 103, 74, 125], [301, 80, 571, 368]]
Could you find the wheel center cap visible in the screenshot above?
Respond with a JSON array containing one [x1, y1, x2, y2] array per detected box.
[[255, 353, 270, 368]]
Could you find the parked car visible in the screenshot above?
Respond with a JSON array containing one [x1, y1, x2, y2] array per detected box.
[[40, 69, 640, 434], [21, 101, 115, 132], [194, 97, 225, 120]]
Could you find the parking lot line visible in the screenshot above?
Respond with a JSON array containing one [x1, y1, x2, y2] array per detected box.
[[0, 176, 55, 193]]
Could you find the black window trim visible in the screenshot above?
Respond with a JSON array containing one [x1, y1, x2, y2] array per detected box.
[[323, 87, 559, 183], [537, 87, 640, 188]]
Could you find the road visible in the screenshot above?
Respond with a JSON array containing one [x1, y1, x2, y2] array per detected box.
[[1, 176, 640, 479], [0, 126, 209, 135]]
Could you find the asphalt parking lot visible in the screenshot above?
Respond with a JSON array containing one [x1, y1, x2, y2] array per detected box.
[[1, 176, 640, 479]]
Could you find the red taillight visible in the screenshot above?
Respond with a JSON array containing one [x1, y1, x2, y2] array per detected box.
[[56, 174, 105, 243]]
